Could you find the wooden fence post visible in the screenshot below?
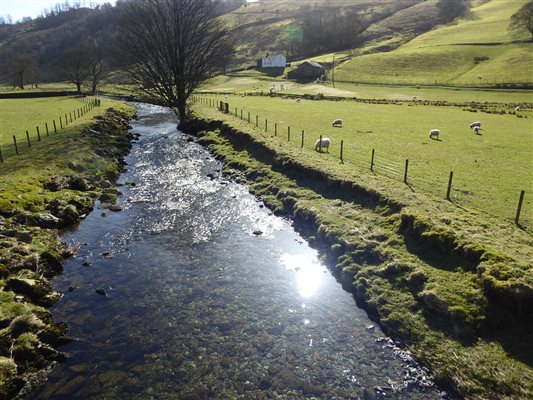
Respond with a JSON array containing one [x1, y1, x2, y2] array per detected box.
[[36, 127, 41, 142], [340, 140, 344, 163], [248, 112, 250, 123], [301, 130, 304, 148], [446, 171, 454, 200], [26, 131, 31, 147], [45, 123, 49, 137], [256, 115, 258, 127], [0, 148, 3, 163], [235, 107, 237, 116], [13, 135, 19, 155], [404, 159, 409, 183], [515, 190, 525, 225], [53, 120, 57, 133], [65, 113, 68, 125], [371, 149, 375, 171], [288, 126, 291, 142], [274, 123, 277, 136], [60, 117, 63, 129], [224, 103, 229, 113], [77, 109, 80, 118], [240, 109, 243, 119]]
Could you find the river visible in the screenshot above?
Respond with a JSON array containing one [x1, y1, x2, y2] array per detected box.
[[28, 103, 443, 399]]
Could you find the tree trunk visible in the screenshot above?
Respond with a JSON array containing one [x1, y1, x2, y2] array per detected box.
[[177, 97, 187, 124]]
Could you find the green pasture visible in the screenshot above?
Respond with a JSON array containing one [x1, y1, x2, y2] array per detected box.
[[0, 96, 110, 158], [336, 43, 533, 86], [195, 94, 533, 226], [404, 0, 527, 47], [0, 98, 132, 211], [335, 0, 533, 86], [200, 75, 533, 103]]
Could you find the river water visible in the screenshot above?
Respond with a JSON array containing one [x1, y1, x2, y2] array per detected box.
[[28, 104, 442, 399]]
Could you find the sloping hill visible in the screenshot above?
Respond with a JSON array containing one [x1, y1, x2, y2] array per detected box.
[[336, 0, 533, 86]]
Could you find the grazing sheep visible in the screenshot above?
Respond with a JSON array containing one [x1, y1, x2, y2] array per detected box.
[[315, 137, 331, 152], [332, 119, 343, 127], [473, 126, 480, 134], [515, 106, 521, 111], [296, 98, 301, 103], [429, 129, 440, 140], [469, 121, 481, 129]]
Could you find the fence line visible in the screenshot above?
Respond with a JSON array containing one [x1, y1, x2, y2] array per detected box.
[[193, 95, 530, 225], [0, 97, 100, 162]]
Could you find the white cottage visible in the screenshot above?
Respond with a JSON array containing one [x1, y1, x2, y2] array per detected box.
[[259, 53, 286, 68]]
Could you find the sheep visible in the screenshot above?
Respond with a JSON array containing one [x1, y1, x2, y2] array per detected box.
[[332, 119, 343, 127], [469, 121, 481, 129], [315, 137, 331, 152], [429, 129, 440, 140], [473, 126, 480, 134], [515, 106, 521, 112]]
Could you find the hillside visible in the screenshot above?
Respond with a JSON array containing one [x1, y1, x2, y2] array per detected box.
[[336, 0, 533, 86], [1, 0, 452, 85]]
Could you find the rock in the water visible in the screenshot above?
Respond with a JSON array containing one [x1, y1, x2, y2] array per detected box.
[[95, 288, 107, 297], [252, 230, 263, 236]]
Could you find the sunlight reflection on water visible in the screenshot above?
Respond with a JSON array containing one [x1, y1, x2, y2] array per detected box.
[[280, 253, 325, 298]]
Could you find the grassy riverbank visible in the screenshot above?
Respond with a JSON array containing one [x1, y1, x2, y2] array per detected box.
[[0, 97, 135, 398], [186, 102, 533, 399]]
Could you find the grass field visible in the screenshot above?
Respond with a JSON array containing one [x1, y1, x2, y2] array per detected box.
[[200, 75, 533, 103], [194, 94, 533, 228], [335, 0, 533, 86], [0, 96, 107, 159]]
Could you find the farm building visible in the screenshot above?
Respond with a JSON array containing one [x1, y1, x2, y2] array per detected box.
[[288, 61, 327, 81], [257, 53, 287, 68]]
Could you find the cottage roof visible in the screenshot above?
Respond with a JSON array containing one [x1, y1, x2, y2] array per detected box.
[[304, 61, 325, 68]]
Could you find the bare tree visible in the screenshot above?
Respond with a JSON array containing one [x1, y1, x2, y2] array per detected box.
[[115, 0, 232, 121], [56, 48, 89, 93], [6, 53, 38, 89], [509, 1, 533, 41]]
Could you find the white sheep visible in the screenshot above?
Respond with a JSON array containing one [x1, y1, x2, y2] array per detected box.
[[469, 121, 481, 129], [315, 137, 331, 152], [473, 126, 480, 134], [515, 106, 521, 111], [332, 119, 343, 127], [429, 129, 440, 140]]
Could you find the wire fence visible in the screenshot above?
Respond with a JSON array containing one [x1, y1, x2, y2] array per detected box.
[[0, 97, 101, 163], [192, 95, 531, 228]]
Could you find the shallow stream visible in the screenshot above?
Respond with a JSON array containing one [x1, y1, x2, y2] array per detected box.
[[29, 103, 443, 399]]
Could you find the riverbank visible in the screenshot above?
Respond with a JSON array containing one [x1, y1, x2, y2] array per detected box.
[[0, 104, 135, 398], [181, 108, 533, 399]]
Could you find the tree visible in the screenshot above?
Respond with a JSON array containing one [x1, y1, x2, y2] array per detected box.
[[509, 1, 533, 41], [56, 48, 90, 93], [115, 0, 232, 121], [436, 0, 469, 23], [6, 53, 38, 89]]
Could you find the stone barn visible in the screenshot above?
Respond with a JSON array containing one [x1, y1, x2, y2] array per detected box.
[[287, 61, 327, 81]]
